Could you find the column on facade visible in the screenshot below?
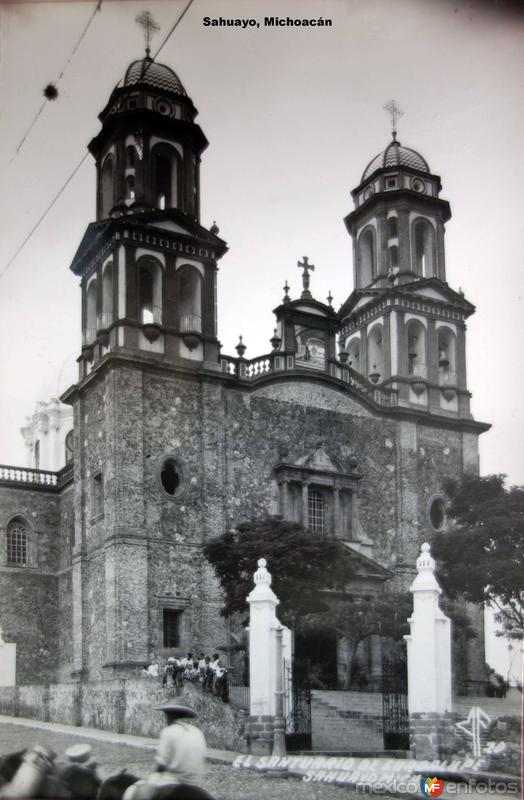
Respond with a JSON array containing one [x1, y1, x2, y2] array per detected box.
[[301, 481, 309, 530], [398, 208, 411, 272]]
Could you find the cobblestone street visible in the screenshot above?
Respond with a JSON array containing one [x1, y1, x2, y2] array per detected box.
[[0, 720, 399, 800]]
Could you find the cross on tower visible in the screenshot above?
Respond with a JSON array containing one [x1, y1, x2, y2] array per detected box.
[[297, 256, 315, 298], [135, 10, 160, 57], [384, 99, 403, 140]]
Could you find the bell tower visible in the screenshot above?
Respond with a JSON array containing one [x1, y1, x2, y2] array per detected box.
[[338, 105, 474, 418], [71, 45, 227, 379], [61, 45, 228, 679]]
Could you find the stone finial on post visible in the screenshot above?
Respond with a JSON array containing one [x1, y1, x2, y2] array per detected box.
[[405, 542, 453, 759]]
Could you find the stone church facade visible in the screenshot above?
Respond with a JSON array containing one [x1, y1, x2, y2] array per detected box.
[[0, 55, 489, 691]]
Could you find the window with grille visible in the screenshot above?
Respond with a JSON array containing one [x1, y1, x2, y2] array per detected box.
[[7, 520, 27, 565], [163, 609, 182, 648], [308, 489, 325, 534]]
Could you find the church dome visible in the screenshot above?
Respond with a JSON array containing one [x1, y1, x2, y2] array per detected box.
[[124, 57, 187, 97], [362, 138, 429, 182]]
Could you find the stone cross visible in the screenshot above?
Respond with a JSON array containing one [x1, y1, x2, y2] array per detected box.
[[135, 10, 160, 57], [384, 99, 403, 139], [297, 256, 315, 298]]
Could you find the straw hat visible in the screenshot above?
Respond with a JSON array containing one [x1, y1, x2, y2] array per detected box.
[[155, 702, 196, 718]]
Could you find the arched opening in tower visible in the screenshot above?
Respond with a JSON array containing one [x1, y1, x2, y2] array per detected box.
[[358, 227, 376, 286]]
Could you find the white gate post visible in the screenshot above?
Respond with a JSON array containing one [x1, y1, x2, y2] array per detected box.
[[245, 558, 288, 754], [405, 542, 454, 759]]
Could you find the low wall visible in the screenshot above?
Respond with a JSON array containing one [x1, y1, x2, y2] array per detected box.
[[0, 679, 246, 752]]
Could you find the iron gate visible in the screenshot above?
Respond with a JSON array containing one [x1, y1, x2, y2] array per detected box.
[[284, 659, 312, 751], [382, 653, 410, 750]]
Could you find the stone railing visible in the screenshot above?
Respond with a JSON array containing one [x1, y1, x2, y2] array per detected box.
[[220, 352, 398, 408], [0, 465, 58, 487]]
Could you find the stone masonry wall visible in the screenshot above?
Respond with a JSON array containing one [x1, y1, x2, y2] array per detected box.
[[0, 680, 246, 752]]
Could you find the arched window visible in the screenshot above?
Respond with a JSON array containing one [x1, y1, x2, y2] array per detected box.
[[358, 227, 376, 287], [387, 216, 398, 239], [178, 267, 202, 332], [437, 328, 457, 385], [34, 440, 40, 469], [308, 489, 325, 534], [137, 257, 162, 325], [125, 174, 135, 202], [101, 156, 114, 218], [412, 218, 435, 277], [100, 262, 113, 330], [85, 279, 98, 344], [125, 146, 136, 169], [7, 518, 28, 565], [151, 144, 180, 211], [65, 430, 74, 465], [406, 319, 427, 378], [367, 324, 383, 383]]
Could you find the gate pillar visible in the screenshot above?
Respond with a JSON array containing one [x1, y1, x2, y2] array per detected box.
[[245, 558, 284, 754], [405, 542, 455, 760]]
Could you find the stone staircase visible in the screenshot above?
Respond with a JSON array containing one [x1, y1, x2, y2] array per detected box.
[[311, 690, 385, 753]]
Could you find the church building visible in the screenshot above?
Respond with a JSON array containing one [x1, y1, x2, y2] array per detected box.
[[0, 53, 489, 692]]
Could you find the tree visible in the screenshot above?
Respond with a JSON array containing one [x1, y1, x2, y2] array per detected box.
[[328, 591, 412, 688], [431, 474, 524, 638], [203, 516, 348, 628]]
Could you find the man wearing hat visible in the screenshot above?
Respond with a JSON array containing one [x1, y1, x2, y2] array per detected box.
[[123, 703, 207, 800]]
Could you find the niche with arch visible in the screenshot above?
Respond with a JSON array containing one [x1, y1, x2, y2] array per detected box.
[[346, 337, 361, 372], [177, 265, 202, 348], [437, 327, 458, 398], [412, 218, 436, 277], [367, 324, 383, 383], [151, 143, 181, 210], [99, 261, 114, 343], [85, 278, 98, 348], [406, 318, 427, 380], [137, 256, 163, 338], [100, 155, 114, 218], [357, 227, 376, 287]]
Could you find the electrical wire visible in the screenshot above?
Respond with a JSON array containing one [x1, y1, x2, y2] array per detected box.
[[152, 0, 195, 62], [1, 0, 196, 280], [0, 153, 89, 281], [9, 0, 102, 162]]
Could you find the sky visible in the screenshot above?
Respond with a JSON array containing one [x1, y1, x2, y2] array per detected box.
[[0, 0, 523, 487]]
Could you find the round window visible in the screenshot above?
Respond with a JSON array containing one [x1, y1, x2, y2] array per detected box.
[[411, 177, 426, 194], [160, 458, 183, 497], [428, 496, 446, 531]]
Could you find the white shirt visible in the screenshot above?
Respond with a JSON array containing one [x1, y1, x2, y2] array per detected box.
[[155, 721, 206, 785]]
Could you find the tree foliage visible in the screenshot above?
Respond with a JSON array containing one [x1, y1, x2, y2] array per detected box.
[[431, 474, 524, 637], [203, 516, 348, 628]]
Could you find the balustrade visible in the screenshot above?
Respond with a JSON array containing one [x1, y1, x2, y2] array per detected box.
[[0, 465, 58, 487]]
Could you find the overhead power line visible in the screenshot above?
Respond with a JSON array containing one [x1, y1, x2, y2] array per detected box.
[[9, 0, 103, 162], [1, 0, 197, 280], [0, 153, 89, 281]]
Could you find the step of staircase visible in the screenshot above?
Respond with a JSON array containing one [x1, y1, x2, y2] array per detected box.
[[311, 690, 385, 753]]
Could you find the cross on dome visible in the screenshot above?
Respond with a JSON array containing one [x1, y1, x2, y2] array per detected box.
[[384, 99, 404, 140], [135, 10, 160, 57]]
